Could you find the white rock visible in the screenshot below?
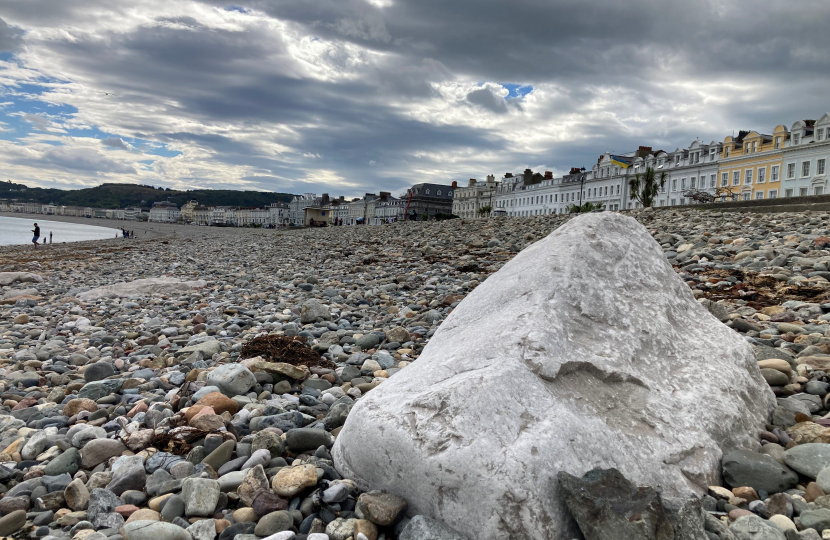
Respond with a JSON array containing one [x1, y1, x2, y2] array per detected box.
[[181, 477, 220, 517], [207, 364, 256, 397], [0, 272, 43, 286], [333, 213, 775, 540], [186, 518, 217, 540], [77, 277, 206, 301]]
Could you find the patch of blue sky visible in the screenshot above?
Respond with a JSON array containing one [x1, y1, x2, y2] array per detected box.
[[225, 5, 248, 13], [501, 84, 533, 99]]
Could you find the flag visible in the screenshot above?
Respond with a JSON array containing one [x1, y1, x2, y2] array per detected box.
[[610, 155, 630, 169]]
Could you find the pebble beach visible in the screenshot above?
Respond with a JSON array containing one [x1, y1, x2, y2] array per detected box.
[[4, 208, 830, 540]]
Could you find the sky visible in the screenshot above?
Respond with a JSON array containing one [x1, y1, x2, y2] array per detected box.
[[0, 0, 828, 198]]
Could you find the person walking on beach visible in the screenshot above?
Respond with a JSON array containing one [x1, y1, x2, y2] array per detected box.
[[32, 223, 40, 248], [49, 231, 52, 244]]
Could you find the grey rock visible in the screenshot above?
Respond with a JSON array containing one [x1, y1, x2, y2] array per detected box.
[[254, 511, 294, 536], [123, 520, 194, 540], [782, 444, 830, 479], [0, 510, 27, 536], [729, 515, 786, 540], [300, 299, 330, 324], [285, 428, 333, 453], [722, 450, 798, 494], [84, 362, 115, 382], [180, 478, 220, 517], [333, 213, 776, 540], [558, 468, 676, 540], [793, 508, 830, 534], [42, 447, 81, 476], [206, 364, 256, 397], [88, 489, 124, 528], [160, 495, 185, 522]]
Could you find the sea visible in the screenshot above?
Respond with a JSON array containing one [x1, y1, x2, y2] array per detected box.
[[0, 216, 123, 246]]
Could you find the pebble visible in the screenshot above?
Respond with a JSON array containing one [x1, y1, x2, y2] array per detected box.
[[6, 212, 830, 539]]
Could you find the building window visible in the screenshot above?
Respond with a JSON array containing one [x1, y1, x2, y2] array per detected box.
[[690, 177, 696, 188], [803, 162, 811, 177], [742, 193, 750, 201], [675, 155, 680, 165], [745, 170, 752, 184], [752, 141, 758, 152], [437, 190, 442, 195], [772, 166, 779, 181], [794, 134, 800, 145], [711, 175, 716, 188], [670, 198, 676, 206], [800, 187, 808, 197], [733, 171, 740, 185], [788, 163, 796, 179], [672, 179, 677, 191], [785, 188, 794, 197], [448, 191, 453, 196], [769, 190, 777, 198], [721, 172, 728, 186], [745, 143, 751, 153], [758, 168, 766, 183], [681, 178, 686, 190], [425, 189, 430, 194], [818, 128, 825, 141], [725, 147, 730, 157], [819, 159, 826, 175], [816, 187, 824, 196], [755, 191, 764, 199], [775, 137, 781, 149]]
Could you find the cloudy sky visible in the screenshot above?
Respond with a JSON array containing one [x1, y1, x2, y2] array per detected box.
[[0, 0, 828, 197]]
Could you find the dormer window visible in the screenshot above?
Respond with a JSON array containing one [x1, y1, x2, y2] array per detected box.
[[818, 128, 825, 141], [437, 190, 442, 195], [775, 137, 781, 149], [675, 155, 680, 165], [794, 134, 800, 145], [752, 141, 757, 152]]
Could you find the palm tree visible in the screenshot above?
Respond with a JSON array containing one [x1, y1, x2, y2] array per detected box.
[[477, 205, 492, 216], [628, 167, 666, 208], [567, 201, 606, 214]]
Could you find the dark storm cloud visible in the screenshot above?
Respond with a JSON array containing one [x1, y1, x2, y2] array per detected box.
[[101, 137, 129, 149], [9, 146, 137, 175], [466, 87, 507, 114], [0, 17, 22, 52], [0, 0, 828, 194]]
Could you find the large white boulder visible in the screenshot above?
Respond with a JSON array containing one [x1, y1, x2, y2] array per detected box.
[[332, 213, 775, 540], [77, 277, 206, 301]]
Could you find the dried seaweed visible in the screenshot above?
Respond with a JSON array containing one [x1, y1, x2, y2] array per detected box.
[[241, 335, 335, 369]]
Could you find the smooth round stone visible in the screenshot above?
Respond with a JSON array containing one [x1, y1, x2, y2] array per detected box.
[[768, 514, 796, 531], [123, 520, 192, 540], [254, 511, 293, 537]]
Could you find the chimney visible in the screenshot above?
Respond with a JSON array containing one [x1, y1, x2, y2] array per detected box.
[[452, 181, 458, 188], [544, 171, 553, 179], [468, 178, 477, 187]]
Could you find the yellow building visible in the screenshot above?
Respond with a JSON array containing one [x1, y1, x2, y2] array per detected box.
[[180, 200, 198, 223], [718, 125, 788, 201]]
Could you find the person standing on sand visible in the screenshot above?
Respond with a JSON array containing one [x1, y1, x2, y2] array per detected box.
[[49, 231, 52, 244], [32, 223, 40, 248]]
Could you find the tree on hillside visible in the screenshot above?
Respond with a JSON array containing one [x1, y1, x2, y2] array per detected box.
[[628, 167, 666, 208]]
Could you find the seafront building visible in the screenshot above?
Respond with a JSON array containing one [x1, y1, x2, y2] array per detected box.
[[452, 176, 497, 218], [781, 115, 830, 198], [2, 110, 829, 224]]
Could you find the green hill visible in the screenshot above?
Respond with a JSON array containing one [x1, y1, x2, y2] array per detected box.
[[0, 181, 296, 209]]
